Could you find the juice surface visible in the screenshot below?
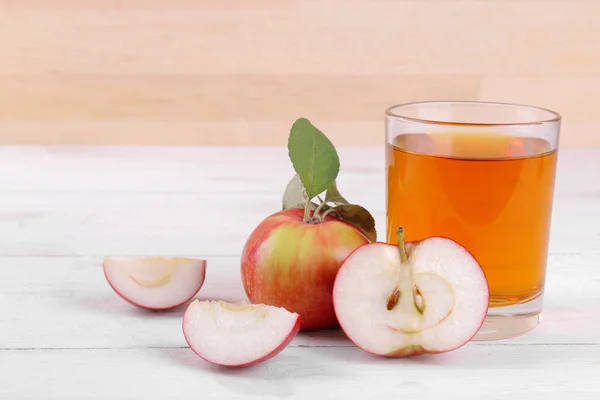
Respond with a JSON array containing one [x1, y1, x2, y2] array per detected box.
[[385, 132, 558, 307]]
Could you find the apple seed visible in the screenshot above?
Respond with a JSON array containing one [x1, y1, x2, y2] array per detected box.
[[386, 288, 400, 310], [413, 287, 425, 314]]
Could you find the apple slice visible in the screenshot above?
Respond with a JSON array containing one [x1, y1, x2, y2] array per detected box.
[[103, 256, 207, 310], [182, 300, 300, 367], [333, 227, 489, 357]]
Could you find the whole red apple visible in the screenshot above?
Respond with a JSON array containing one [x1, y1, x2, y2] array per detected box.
[[241, 207, 370, 331]]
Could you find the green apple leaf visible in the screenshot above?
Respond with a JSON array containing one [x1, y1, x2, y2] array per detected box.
[[288, 118, 340, 200], [324, 180, 350, 206], [282, 174, 308, 210], [329, 204, 377, 243]]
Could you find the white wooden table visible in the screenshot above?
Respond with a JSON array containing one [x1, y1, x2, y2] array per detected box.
[[1, 145, 599, 399]]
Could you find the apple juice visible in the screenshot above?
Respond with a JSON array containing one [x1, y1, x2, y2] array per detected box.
[[385, 132, 558, 308]]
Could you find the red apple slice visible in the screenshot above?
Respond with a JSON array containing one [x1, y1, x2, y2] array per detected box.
[[182, 300, 300, 367], [103, 256, 207, 310], [333, 227, 489, 357]]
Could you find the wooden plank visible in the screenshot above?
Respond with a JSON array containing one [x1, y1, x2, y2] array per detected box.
[[0, 120, 386, 146], [0, 145, 597, 195], [480, 75, 600, 147], [0, 147, 598, 349], [4, 73, 595, 147], [0, 251, 599, 349], [0, 119, 593, 147], [1, 1, 598, 75], [0, 256, 352, 349], [1, 346, 599, 399], [0, 74, 481, 121], [0, 193, 597, 256], [0, 145, 598, 398], [1, 1, 599, 145], [0, 147, 597, 256], [0, 147, 597, 254]]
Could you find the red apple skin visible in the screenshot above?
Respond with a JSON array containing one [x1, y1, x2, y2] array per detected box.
[[182, 313, 301, 368], [333, 239, 489, 357], [241, 208, 370, 331]]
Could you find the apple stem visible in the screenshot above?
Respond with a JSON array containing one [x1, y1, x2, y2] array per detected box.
[[396, 227, 409, 264], [396, 226, 425, 315]]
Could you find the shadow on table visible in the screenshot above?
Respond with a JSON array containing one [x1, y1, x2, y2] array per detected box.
[[159, 348, 299, 397], [55, 291, 189, 319], [57, 289, 245, 320], [316, 341, 553, 369], [294, 329, 354, 347]]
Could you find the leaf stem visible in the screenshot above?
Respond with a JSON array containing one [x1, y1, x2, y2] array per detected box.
[[303, 198, 312, 222], [321, 206, 336, 220], [313, 198, 328, 219]]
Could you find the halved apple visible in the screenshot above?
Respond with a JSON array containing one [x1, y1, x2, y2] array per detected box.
[[103, 256, 207, 310], [182, 300, 300, 367], [333, 227, 489, 357]]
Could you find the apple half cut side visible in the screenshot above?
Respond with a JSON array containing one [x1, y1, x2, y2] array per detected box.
[[103, 256, 207, 310], [182, 300, 300, 367], [333, 227, 489, 357]]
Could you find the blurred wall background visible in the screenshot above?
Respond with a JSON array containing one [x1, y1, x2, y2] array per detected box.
[[0, 0, 598, 147]]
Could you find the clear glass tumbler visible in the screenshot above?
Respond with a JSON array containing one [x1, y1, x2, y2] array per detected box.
[[385, 101, 561, 340]]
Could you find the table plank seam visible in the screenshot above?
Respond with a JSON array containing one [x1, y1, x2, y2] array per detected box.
[[2, 343, 599, 351], [0, 251, 596, 258]]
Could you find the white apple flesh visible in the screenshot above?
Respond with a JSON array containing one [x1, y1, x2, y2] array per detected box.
[[182, 300, 300, 367], [333, 227, 489, 357], [103, 256, 207, 310]]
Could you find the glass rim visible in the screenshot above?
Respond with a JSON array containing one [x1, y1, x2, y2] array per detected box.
[[385, 100, 562, 127]]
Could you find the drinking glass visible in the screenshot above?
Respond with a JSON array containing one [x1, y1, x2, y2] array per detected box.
[[385, 100, 561, 340]]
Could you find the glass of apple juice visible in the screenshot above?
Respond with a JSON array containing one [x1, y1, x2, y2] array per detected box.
[[384, 101, 561, 340]]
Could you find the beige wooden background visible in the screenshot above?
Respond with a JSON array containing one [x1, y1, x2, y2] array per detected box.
[[1, 0, 598, 147]]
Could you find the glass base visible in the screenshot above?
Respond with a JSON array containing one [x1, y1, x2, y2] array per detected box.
[[472, 295, 543, 341]]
